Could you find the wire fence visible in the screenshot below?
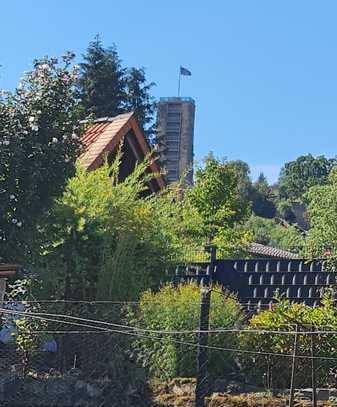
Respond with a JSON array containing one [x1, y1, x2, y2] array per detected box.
[[1, 300, 337, 406]]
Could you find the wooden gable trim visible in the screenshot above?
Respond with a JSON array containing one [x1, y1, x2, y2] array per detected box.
[[84, 114, 166, 190], [128, 116, 166, 190]]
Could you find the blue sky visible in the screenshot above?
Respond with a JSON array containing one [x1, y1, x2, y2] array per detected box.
[[1, 1, 337, 183]]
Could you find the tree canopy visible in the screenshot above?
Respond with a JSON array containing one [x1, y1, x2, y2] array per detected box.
[[278, 154, 337, 200], [304, 168, 337, 259], [250, 173, 276, 218], [77, 36, 155, 137], [227, 160, 252, 203], [0, 54, 82, 262], [245, 215, 304, 253], [185, 155, 251, 257]]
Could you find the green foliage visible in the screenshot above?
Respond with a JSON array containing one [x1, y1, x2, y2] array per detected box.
[[126, 283, 243, 380], [185, 154, 251, 258], [227, 160, 252, 206], [32, 150, 251, 300], [0, 54, 82, 262], [124, 67, 156, 139], [278, 154, 337, 200], [241, 293, 337, 388], [304, 167, 337, 260], [77, 36, 126, 118], [6, 277, 47, 374], [245, 215, 304, 253], [250, 173, 276, 219], [77, 36, 155, 135], [276, 199, 296, 222], [35, 152, 174, 301]]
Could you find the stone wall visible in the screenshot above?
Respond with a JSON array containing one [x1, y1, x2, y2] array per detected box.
[[0, 370, 149, 407]]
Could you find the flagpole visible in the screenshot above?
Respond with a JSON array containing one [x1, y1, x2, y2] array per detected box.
[[178, 67, 181, 97]]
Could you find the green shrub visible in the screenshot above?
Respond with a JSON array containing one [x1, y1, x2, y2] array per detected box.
[[126, 283, 243, 380], [241, 292, 337, 388]]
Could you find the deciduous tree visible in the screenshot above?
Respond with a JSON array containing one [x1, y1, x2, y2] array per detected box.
[[0, 54, 81, 262], [304, 167, 337, 260], [279, 154, 337, 200]]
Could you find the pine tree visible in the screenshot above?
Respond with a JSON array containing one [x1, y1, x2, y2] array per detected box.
[[77, 37, 155, 139], [251, 173, 276, 218], [77, 36, 126, 118], [125, 67, 155, 138]]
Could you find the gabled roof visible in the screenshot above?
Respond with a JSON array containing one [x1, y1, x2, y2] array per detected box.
[[79, 112, 165, 190], [248, 242, 300, 259]]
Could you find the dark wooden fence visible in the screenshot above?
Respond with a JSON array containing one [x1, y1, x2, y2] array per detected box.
[[174, 258, 335, 307]]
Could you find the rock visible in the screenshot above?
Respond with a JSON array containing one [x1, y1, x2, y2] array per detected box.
[[226, 381, 244, 394], [329, 388, 337, 397], [169, 378, 196, 396], [296, 388, 330, 401], [86, 383, 102, 398], [172, 383, 195, 396], [67, 368, 82, 378], [74, 379, 87, 393], [212, 379, 227, 393], [317, 388, 330, 401], [47, 378, 70, 397], [0, 373, 18, 401], [296, 388, 312, 400]]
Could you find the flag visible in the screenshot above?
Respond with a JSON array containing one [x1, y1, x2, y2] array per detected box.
[[180, 66, 192, 76]]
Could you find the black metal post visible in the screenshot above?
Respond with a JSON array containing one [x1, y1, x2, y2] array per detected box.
[[311, 326, 317, 407], [195, 245, 216, 407], [195, 286, 211, 407], [289, 325, 299, 407]]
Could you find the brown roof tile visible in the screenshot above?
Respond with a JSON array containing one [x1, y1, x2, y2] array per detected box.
[[79, 112, 166, 190], [79, 112, 133, 171], [248, 242, 300, 259]]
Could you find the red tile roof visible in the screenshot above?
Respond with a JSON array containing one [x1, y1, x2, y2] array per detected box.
[[80, 112, 133, 171], [79, 112, 165, 190]]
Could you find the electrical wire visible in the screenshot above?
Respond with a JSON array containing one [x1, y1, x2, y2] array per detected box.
[[3, 308, 337, 362], [3, 307, 337, 335]]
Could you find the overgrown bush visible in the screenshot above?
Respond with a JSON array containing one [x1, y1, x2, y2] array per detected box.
[[34, 153, 178, 301], [126, 283, 243, 380], [241, 292, 337, 388], [34, 149, 252, 301]]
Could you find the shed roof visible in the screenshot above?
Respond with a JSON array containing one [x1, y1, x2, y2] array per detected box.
[[79, 112, 165, 190]]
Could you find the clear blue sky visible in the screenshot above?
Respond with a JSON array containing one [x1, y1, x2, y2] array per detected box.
[[2, 1, 337, 183]]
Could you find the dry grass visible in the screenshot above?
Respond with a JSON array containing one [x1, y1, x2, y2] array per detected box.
[[151, 381, 337, 407]]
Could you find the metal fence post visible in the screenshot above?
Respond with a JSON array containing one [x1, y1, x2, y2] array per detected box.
[[195, 245, 216, 407], [311, 325, 317, 407], [195, 286, 211, 407], [289, 324, 299, 407]]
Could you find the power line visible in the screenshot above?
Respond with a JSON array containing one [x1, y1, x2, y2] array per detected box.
[[3, 308, 337, 362], [3, 307, 337, 335]]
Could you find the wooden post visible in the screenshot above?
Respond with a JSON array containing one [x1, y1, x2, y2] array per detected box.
[[289, 325, 299, 407], [195, 245, 216, 407], [311, 326, 317, 407]]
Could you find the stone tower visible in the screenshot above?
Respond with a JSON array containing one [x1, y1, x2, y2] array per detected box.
[[156, 97, 195, 184]]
